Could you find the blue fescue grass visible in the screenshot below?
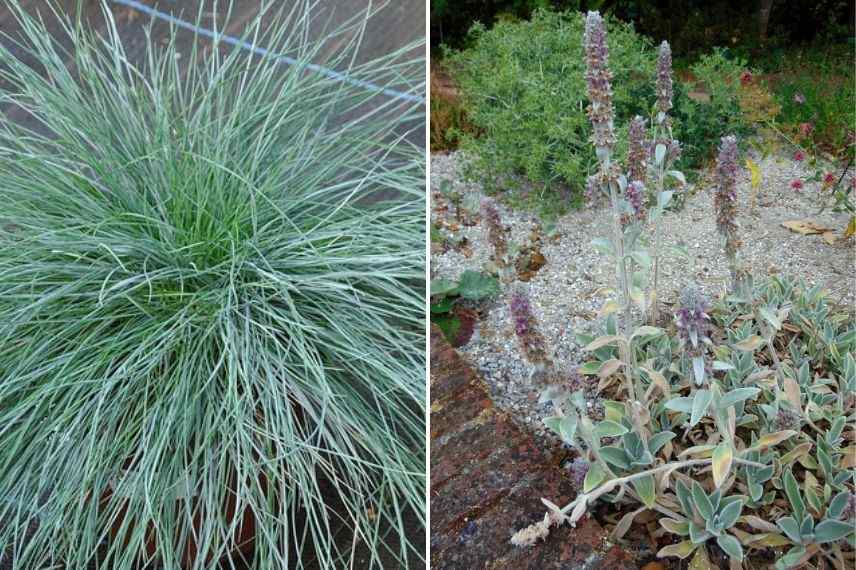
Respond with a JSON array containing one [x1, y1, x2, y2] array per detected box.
[[0, 2, 425, 568]]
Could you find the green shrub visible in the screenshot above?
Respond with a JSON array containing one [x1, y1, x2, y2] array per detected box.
[[447, 10, 656, 214], [672, 49, 756, 167], [0, 2, 424, 569], [768, 46, 856, 155]]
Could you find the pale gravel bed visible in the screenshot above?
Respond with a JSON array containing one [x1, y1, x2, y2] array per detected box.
[[431, 149, 856, 436]]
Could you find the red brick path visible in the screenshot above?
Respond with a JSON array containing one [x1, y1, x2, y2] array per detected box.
[[429, 326, 638, 569]]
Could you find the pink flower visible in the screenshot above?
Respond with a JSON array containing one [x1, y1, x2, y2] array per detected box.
[[793, 92, 806, 104], [823, 173, 835, 186], [793, 150, 805, 162], [799, 122, 814, 137], [790, 179, 803, 191], [740, 71, 752, 85]]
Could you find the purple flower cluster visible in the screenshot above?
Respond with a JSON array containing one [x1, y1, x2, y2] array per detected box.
[[623, 180, 646, 224], [583, 11, 616, 153], [715, 136, 741, 259], [674, 285, 711, 356], [481, 199, 508, 261], [773, 407, 802, 431], [627, 116, 648, 186], [841, 493, 856, 521], [509, 291, 550, 367], [568, 457, 590, 489], [655, 41, 673, 116]]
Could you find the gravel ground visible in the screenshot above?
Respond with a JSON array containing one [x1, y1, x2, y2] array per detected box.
[[431, 149, 855, 436]]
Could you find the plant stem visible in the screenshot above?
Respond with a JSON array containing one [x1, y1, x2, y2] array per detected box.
[[551, 456, 767, 517], [651, 167, 666, 325], [608, 177, 638, 403]]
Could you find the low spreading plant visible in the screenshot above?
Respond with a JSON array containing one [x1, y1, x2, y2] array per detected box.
[[512, 13, 855, 569], [431, 271, 500, 346], [0, 2, 425, 569]]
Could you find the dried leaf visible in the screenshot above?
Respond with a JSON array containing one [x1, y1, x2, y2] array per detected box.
[[822, 231, 837, 245], [734, 335, 764, 351], [584, 335, 624, 351], [612, 507, 646, 540], [688, 546, 717, 570], [657, 540, 697, 559], [740, 515, 779, 533], [712, 442, 733, 488], [748, 430, 798, 451], [781, 220, 832, 235], [783, 376, 802, 409], [598, 358, 623, 379]]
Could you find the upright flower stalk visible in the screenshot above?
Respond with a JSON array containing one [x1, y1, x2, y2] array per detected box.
[[583, 11, 637, 402], [647, 40, 684, 325], [715, 135, 752, 298]]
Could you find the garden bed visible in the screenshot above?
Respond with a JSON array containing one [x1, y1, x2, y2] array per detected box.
[[431, 149, 854, 440]]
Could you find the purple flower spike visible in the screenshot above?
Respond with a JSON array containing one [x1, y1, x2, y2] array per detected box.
[[674, 284, 711, 357], [656, 41, 673, 115], [627, 116, 648, 186], [584, 11, 616, 153], [715, 136, 740, 259], [509, 291, 550, 368], [624, 180, 646, 223]]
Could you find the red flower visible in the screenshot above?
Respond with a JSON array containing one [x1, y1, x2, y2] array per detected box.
[[823, 173, 835, 186], [799, 122, 814, 137], [740, 71, 752, 85], [790, 179, 803, 190], [793, 150, 805, 162]]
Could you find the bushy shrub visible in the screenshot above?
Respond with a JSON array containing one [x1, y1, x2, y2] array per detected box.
[[768, 46, 856, 155], [0, 2, 425, 569], [672, 49, 757, 166], [447, 10, 657, 213]]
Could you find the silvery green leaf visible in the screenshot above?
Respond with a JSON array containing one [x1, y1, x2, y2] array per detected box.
[[717, 499, 743, 529], [716, 534, 743, 561], [719, 387, 760, 409], [749, 482, 763, 502], [814, 519, 855, 543], [691, 356, 705, 386], [655, 143, 666, 165], [712, 360, 734, 371], [777, 547, 807, 569], [691, 481, 714, 521], [457, 270, 500, 300], [758, 306, 782, 330], [665, 396, 694, 413], [617, 174, 627, 191], [583, 462, 606, 493], [675, 480, 694, 515], [690, 389, 712, 426], [689, 522, 711, 544], [600, 446, 630, 469], [799, 515, 814, 538], [559, 415, 578, 444], [543, 416, 563, 435], [596, 147, 609, 160], [657, 111, 666, 124], [828, 491, 850, 519], [783, 469, 805, 521], [648, 431, 676, 456], [630, 250, 652, 269], [594, 420, 629, 439], [632, 474, 657, 508], [777, 516, 802, 544], [539, 385, 568, 405], [591, 237, 615, 256], [667, 170, 686, 185], [657, 189, 674, 208], [430, 278, 458, 297]]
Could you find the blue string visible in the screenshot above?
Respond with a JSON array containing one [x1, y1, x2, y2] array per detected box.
[[110, 0, 424, 104]]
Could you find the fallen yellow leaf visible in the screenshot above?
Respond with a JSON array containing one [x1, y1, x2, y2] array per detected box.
[[781, 220, 833, 235]]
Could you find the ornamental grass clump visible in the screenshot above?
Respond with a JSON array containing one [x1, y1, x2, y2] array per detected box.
[[0, 2, 425, 569], [513, 12, 855, 568]]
